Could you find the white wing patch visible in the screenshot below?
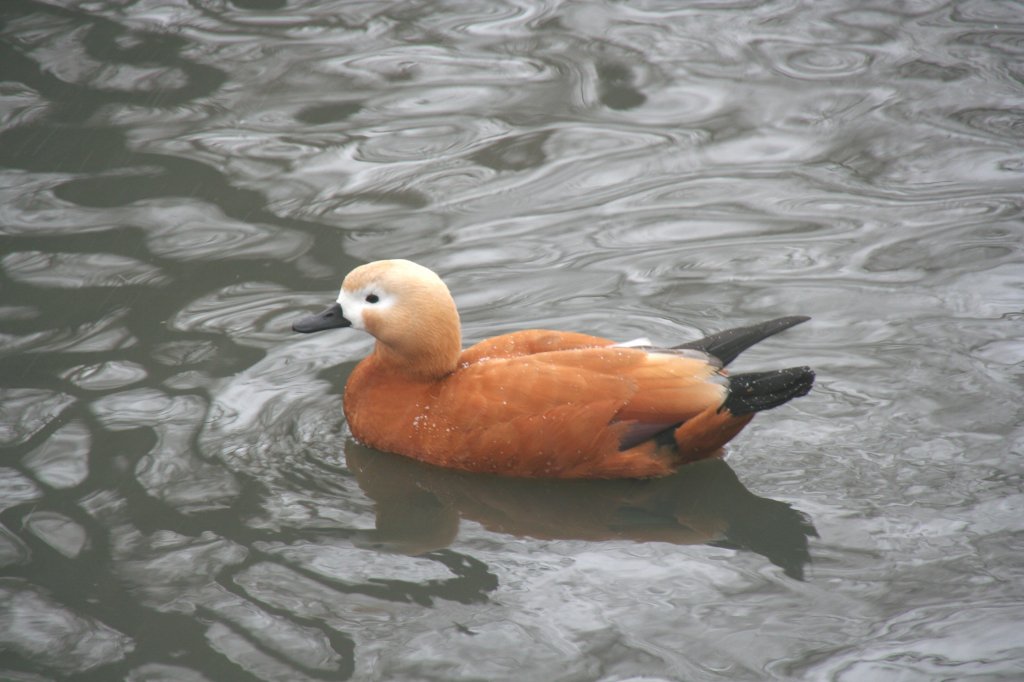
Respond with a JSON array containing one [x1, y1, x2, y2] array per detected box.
[[613, 337, 653, 348]]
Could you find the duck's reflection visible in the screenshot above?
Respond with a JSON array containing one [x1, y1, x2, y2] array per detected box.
[[346, 443, 817, 580]]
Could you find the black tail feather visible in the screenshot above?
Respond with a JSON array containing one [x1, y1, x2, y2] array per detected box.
[[675, 316, 810, 366], [723, 367, 815, 416]]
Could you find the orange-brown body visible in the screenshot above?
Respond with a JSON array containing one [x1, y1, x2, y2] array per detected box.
[[293, 260, 812, 479], [344, 330, 744, 478]]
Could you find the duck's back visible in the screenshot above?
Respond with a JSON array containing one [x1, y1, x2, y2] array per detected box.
[[457, 329, 614, 363]]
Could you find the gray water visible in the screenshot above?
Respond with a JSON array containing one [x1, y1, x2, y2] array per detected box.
[[2, 0, 1023, 680]]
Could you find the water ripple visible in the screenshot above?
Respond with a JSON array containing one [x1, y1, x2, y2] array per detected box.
[[134, 201, 313, 262], [0, 388, 75, 447], [355, 119, 508, 165], [950, 107, 1024, 140], [21, 419, 91, 489], [0, 580, 134, 675], [92, 389, 241, 511], [25, 308, 138, 355], [171, 281, 308, 348], [2, 251, 168, 288], [0, 468, 42, 513], [0, 526, 31, 568], [62, 361, 148, 391], [755, 40, 873, 80], [25, 511, 90, 559]]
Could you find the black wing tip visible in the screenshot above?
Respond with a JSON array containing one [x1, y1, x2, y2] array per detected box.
[[675, 315, 812, 366]]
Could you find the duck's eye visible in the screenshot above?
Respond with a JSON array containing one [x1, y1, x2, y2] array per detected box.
[[365, 293, 379, 304]]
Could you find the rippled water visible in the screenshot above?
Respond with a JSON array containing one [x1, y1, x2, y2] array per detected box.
[[2, 0, 1023, 679]]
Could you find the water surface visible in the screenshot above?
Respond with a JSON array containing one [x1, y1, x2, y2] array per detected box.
[[2, 0, 1023, 680]]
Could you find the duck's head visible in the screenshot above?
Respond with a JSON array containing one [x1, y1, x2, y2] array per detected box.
[[293, 259, 461, 379]]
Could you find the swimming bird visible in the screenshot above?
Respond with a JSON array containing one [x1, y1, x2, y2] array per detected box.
[[293, 259, 814, 479]]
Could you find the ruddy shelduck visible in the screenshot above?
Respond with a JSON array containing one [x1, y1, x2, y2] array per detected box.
[[293, 259, 814, 479]]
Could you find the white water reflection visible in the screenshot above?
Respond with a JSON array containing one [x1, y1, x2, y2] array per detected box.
[[1, 581, 135, 674], [0, 388, 75, 447], [21, 419, 91, 489]]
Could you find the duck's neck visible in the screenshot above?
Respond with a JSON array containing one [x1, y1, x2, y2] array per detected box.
[[371, 323, 461, 381]]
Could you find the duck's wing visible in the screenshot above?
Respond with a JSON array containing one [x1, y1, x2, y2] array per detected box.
[[441, 346, 726, 438]]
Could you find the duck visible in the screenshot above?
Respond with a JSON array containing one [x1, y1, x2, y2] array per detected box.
[[292, 259, 814, 479]]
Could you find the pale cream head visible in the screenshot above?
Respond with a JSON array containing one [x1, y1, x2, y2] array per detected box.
[[338, 259, 462, 379]]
